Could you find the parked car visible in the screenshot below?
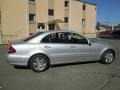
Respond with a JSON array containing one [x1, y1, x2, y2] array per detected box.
[[5, 30, 117, 72], [99, 30, 112, 36], [99, 30, 120, 39], [109, 30, 120, 39]]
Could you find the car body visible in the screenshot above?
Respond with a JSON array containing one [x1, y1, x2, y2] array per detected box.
[[5, 30, 117, 72]]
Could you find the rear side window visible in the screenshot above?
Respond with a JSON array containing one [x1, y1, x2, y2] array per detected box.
[[24, 32, 43, 41]]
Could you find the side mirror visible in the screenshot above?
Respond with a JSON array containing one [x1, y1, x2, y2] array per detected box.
[[88, 40, 92, 46]]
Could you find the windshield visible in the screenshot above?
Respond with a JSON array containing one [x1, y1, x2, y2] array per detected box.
[[23, 32, 43, 41]]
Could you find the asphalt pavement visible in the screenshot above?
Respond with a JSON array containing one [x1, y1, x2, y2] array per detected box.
[[0, 39, 120, 90]]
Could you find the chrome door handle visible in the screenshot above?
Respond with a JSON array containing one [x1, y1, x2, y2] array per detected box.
[[44, 46, 51, 48], [70, 46, 76, 48]]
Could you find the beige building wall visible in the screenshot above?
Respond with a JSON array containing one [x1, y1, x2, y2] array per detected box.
[[0, 0, 96, 44], [29, 1, 36, 34], [0, 1, 1, 43], [36, 0, 48, 32], [85, 4, 96, 38], [0, 0, 29, 41], [70, 0, 83, 33], [54, 0, 65, 30], [48, 0, 54, 21]]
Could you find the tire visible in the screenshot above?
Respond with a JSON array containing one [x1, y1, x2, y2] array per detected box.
[[29, 54, 50, 72], [101, 50, 115, 64]]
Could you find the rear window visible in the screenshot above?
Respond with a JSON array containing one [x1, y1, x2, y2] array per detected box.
[[23, 32, 43, 41]]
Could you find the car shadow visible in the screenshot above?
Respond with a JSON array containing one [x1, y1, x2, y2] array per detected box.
[[14, 65, 30, 69], [51, 61, 99, 68], [14, 61, 99, 70], [98, 36, 120, 40]]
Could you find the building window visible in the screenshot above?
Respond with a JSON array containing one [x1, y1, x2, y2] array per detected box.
[[65, 1, 69, 7], [82, 19, 86, 26], [38, 23, 45, 29], [64, 17, 69, 23], [29, 14, 36, 22], [83, 4, 86, 10], [48, 9, 54, 16], [29, 0, 35, 2]]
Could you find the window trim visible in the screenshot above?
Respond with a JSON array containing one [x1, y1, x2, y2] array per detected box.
[[41, 32, 88, 44]]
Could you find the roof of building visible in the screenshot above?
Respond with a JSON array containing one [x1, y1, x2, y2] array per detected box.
[[75, 0, 96, 6]]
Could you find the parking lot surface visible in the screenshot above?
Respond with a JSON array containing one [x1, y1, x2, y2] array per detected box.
[[0, 39, 120, 90]]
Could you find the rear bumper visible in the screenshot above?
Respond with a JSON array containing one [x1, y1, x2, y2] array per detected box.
[[5, 54, 29, 66]]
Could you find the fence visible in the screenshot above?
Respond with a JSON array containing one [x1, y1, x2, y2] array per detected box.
[[0, 34, 18, 44]]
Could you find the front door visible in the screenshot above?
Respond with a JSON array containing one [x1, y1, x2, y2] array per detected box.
[[48, 24, 55, 30], [67, 32, 99, 62]]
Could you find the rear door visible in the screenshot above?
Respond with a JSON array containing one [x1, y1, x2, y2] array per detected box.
[[40, 32, 73, 64]]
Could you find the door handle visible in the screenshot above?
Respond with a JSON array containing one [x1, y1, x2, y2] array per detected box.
[[70, 46, 76, 48], [44, 46, 51, 48]]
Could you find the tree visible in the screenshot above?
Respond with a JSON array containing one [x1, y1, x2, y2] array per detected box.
[[96, 21, 100, 30]]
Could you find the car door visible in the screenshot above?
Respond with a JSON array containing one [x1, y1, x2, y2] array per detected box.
[[40, 32, 73, 64], [67, 32, 99, 62]]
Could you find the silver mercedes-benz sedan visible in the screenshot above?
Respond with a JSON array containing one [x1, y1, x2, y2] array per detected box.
[[5, 30, 117, 72]]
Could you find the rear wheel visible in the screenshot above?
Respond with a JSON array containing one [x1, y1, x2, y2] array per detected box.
[[101, 50, 115, 64], [29, 54, 50, 72]]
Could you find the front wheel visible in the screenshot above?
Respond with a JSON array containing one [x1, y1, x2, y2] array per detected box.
[[101, 50, 115, 64], [29, 54, 50, 72]]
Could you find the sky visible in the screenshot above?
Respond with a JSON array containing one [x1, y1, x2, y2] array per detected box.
[[84, 0, 120, 25]]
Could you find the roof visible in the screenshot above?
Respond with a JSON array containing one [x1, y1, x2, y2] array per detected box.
[[76, 0, 96, 6]]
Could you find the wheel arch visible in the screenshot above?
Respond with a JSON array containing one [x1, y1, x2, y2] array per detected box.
[[28, 53, 50, 67], [101, 48, 115, 60]]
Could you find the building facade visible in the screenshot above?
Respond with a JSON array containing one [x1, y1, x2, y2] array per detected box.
[[0, 0, 96, 44]]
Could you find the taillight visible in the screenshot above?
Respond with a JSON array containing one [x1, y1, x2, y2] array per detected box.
[[7, 43, 16, 54]]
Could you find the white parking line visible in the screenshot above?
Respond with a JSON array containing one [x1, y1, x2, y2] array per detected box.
[[0, 86, 2, 89]]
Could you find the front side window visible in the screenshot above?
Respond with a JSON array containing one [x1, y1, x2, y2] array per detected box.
[[69, 33, 88, 44]]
